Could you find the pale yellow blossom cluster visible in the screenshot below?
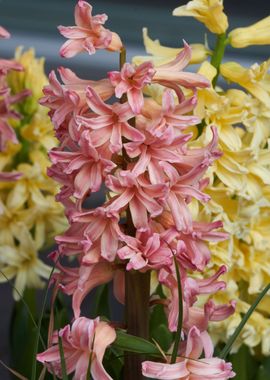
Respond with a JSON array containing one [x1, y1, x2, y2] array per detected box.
[[0, 49, 66, 300], [134, 1, 270, 355]]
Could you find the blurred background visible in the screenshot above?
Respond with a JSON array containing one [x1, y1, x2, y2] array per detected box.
[[0, 0, 269, 379]]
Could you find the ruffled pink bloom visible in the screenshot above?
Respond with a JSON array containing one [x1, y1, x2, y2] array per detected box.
[[175, 221, 228, 271], [37, 317, 116, 380], [77, 86, 144, 153], [0, 59, 22, 77], [0, 88, 30, 150], [106, 170, 167, 231], [125, 119, 196, 182], [118, 230, 172, 270], [153, 41, 210, 90], [41, 68, 113, 129], [72, 206, 123, 261], [58, 0, 122, 58], [142, 326, 235, 379], [159, 265, 228, 332], [186, 299, 236, 332], [49, 131, 116, 199], [0, 26, 10, 39], [137, 90, 200, 135], [108, 61, 155, 114]]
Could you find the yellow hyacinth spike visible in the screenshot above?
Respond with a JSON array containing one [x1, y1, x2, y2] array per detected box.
[[173, 0, 228, 35], [229, 16, 270, 48]]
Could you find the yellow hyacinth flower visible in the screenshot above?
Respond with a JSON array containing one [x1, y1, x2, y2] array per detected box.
[[133, 28, 210, 67], [0, 225, 51, 300], [220, 60, 270, 108], [21, 105, 57, 150], [8, 47, 48, 115], [229, 16, 270, 48], [173, 0, 228, 35]]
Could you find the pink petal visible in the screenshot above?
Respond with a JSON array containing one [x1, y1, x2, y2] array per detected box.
[[142, 361, 189, 379]]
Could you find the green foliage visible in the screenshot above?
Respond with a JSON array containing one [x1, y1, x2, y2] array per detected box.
[[92, 284, 110, 319], [150, 304, 173, 352], [10, 289, 39, 378], [113, 330, 162, 357], [229, 346, 259, 380]]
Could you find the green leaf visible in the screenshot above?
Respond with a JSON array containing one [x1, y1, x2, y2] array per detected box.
[[228, 345, 258, 380], [256, 357, 270, 380], [58, 335, 68, 380], [150, 304, 173, 352], [103, 346, 124, 380], [10, 288, 40, 378], [113, 330, 162, 357], [93, 284, 110, 319], [31, 262, 58, 380], [220, 283, 270, 359]]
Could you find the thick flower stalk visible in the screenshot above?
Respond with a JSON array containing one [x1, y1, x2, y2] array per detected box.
[[0, 31, 66, 298], [37, 2, 235, 379], [132, 0, 270, 363]]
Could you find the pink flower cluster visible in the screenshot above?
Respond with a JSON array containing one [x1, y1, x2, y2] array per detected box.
[[37, 2, 235, 379], [0, 26, 30, 180]]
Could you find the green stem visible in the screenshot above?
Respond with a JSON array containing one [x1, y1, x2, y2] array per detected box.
[[171, 256, 183, 364], [210, 33, 228, 87], [220, 283, 270, 359]]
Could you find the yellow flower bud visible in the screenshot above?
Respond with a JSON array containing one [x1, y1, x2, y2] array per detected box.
[[229, 16, 270, 48], [173, 0, 228, 35]]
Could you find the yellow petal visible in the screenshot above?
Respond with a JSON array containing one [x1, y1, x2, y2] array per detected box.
[[229, 16, 270, 48], [173, 0, 228, 35]]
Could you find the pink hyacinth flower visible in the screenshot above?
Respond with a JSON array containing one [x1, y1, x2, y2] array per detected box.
[[142, 326, 235, 379], [106, 170, 167, 231], [108, 61, 155, 114], [0, 171, 21, 181], [77, 86, 144, 153], [49, 131, 116, 199], [0, 26, 10, 39], [41, 68, 114, 129], [37, 317, 116, 380], [58, 0, 122, 58], [117, 230, 172, 270], [153, 41, 210, 90]]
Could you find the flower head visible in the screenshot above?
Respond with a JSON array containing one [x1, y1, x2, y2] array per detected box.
[[108, 61, 155, 114], [58, 0, 122, 58], [37, 317, 116, 380]]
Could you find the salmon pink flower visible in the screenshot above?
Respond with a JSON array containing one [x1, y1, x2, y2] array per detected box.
[[142, 326, 235, 379], [118, 230, 172, 270], [153, 41, 210, 90], [37, 317, 116, 380], [108, 61, 155, 114], [72, 206, 124, 261], [58, 0, 122, 58], [77, 87, 144, 153], [106, 170, 167, 231], [41, 68, 113, 129], [49, 131, 116, 199]]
